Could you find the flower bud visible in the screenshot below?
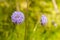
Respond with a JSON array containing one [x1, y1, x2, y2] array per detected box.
[[40, 15, 48, 25]]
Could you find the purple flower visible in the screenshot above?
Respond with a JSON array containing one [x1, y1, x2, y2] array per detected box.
[[11, 11, 25, 24], [40, 15, 48, 25]]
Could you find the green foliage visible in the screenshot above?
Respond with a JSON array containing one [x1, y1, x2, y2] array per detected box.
[[0, 0, 60, 40]]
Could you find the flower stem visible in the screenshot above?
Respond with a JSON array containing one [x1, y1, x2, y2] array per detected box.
[[33, 17, 40, 32], [16, 0, 20, 11]]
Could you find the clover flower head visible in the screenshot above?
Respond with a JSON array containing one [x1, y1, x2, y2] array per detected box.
[[54, 23, 57, 27], [52, 20, 57, 27], [11, 11, 25, 24], [52, 20, 55, 25]]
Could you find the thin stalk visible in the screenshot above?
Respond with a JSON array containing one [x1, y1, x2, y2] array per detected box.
[[24, 0, 28, 40], [16, 0, 20, 11], [33, 17, 40, 32], [52, 0, 59, 13]]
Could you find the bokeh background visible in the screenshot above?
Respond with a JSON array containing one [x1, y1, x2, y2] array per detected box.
[[28, 0, 60, 40], [0, 0, 60, 40]]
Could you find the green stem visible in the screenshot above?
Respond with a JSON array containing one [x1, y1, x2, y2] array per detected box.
[[16, 0, 20, 11], [33, 17, 40, 32], [24, 0, 29, 40]]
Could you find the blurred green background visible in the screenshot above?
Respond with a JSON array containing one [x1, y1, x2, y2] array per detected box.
[[0, 0, 60, 40]]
